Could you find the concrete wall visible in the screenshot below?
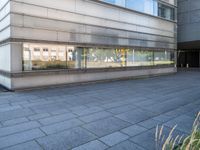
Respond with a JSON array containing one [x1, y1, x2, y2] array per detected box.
[[178, 0, 200, 43], [10, 0, 177, 49], [11, 67, 177, 90]]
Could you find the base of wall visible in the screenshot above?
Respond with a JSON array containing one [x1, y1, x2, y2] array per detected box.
[[0, 67, 177, 90]]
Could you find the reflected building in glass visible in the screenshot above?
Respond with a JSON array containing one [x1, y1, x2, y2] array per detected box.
[[0, 0, 177, 90]]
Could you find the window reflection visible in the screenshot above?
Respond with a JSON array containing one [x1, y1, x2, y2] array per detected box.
[[158, 3, 175, 20], [127, 49, 154, 66], [101, 0, 175, 20], [154, 51, 175, 65], [23, 43, 175, 71]]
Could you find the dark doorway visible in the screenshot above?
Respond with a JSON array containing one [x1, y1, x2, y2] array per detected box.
[[178, 51, 199, 68]]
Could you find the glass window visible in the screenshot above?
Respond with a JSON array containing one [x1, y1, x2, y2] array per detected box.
[[86, 48, 127, 68], [101, 0, 175, 20], [102, 0, 158, 16], [23, 43, 174, 71], [158, 3, 175, 20], [23, 43, 85, 71], [154, 51, 175, 65], [127, 49, 154, 66], [126, 0, 144, 13]]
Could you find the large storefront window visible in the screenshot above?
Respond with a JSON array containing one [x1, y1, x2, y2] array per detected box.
[[101, 0, 175, 20], [23, 43, 175, 71]]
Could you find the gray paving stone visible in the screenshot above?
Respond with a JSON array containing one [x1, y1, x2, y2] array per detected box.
[[41, 118, 84, 134], [130, 126, 187, 150], [100, 131, 129, 146], [107, 105, 136, 115], [102, 101, 126, 109], [3, 141, 42, 150], [83, 117, 130, 137], [50, 109, 70, 115], [130, 128, 158, 150], [22, 100, 53, 108], [28, 113, 50, 120], [37, 127, 96, 150], [0, 129, 45, 149], [2, 117, 29, 126], [79, 111, 112, 123], [72, 140, 108, 150], [0, 104, 10, 109], [0, 72, 199, 149], [138, 118, 162, 129], [0, 108, 34, 121], [10, 101, 29, 106], [73, 106, 103, 116], [152, 114, 173, 123], [38, 113, 76, 125], [0, 121, 41, 137], [121, 125, 147, 136], [31, 102, 71, 113], [69, 106, 88, 112], [0, 105, 22, 113], [116, 109, 156, 124], [107, 140, 146, 150], [164, 115, 195, 134]]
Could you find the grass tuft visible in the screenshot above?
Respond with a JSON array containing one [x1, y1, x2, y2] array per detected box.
[[155, 112, 200, 150]]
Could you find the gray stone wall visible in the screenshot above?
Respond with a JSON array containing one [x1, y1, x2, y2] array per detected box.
[[178, 0, 200, 42]]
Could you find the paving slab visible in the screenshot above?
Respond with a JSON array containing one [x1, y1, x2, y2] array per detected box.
[[0, 129, 45, 149], [72, 140, 108, 150], [107, 140, 146, 150], [37, 127, 96, 150], [121, 124, 147, 136], [0, 71, 199, 149], [3, 141, 43, 150], [83, 117, 131, 137], [99, 131, 129, 146]]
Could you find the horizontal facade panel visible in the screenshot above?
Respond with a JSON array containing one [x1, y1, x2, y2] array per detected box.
[[10, 0, 176, 34], [0, 27, 11, 42], [0, 1, 10, 21], [0, 0, 9, 10], [11, 0, 76, 13], [10, 14, 176, 44], [11, 26, 176, 49], [0, 14, 10, 32]]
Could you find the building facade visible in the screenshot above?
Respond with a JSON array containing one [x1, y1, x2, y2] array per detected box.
[[0, 0, 177, 90], [178, 0, 200, 68]]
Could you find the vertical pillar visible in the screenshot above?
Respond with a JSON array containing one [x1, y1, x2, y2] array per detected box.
[[75, 48, 83, 69], [174, 50, 177, 68], [11, 43, 23, 72], [199, 51, 200, 67]]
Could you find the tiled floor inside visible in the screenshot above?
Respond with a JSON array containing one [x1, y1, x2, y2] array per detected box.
[[0, 71, 199, 150]]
